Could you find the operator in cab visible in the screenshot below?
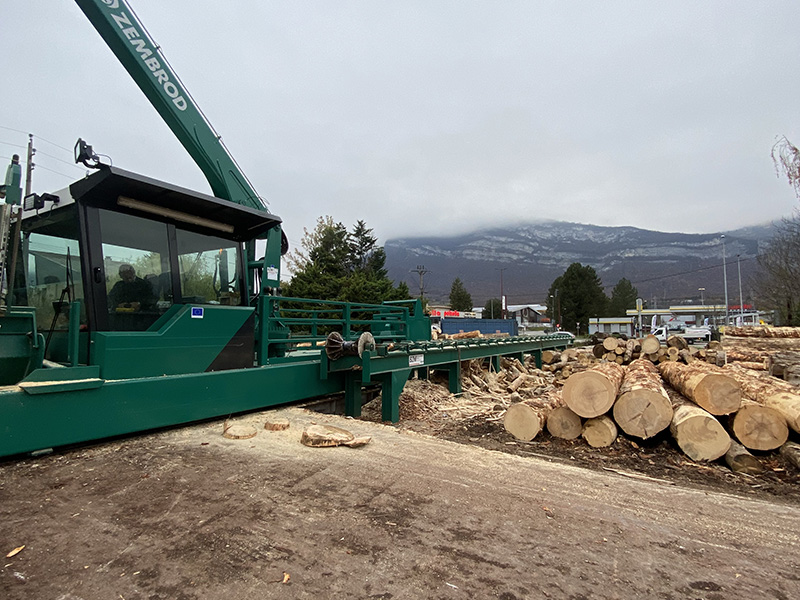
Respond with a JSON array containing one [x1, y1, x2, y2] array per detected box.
[[109, 264, 156, 312]]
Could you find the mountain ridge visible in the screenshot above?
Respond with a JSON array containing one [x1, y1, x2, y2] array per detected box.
[[384, 220, 774, 308]]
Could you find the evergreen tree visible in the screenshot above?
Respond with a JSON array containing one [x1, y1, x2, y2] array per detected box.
[[285, 216, 409, 303], [608, 277, 639, 316], [449, 278, 473, 312], [483, 298, 502, 319], [547, 263, 608, 333]]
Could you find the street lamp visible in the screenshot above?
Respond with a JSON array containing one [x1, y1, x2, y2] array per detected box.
[[737, 254, 744, 324], [721, 235, 729, 326]]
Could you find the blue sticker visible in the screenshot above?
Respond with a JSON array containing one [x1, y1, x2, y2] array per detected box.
[[191, 307, 204, 319]]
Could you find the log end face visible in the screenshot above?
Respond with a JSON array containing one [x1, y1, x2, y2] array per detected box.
[[563, 371, 616, 418], [695, 374, 741, 415], [671, 413, 730, 461], [613, 391, 673, 439], [732, 404, 789, 451], [545, 406, 583, 440], [503, 403, 542, 442]]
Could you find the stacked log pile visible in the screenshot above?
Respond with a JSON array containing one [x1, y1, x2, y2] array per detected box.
[[725, 326, 800, 338], [391, 332, 800, 478], [496, 355, 798, 470]]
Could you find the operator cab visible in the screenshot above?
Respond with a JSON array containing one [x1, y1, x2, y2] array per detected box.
[[13, 167, 280, 362]]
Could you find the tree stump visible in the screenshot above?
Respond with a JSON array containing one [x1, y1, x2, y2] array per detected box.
[[582, 415, 618, 448], [562, 362, 625, 418], [613, 359, 672, 439], [658, 362, 741, 415]]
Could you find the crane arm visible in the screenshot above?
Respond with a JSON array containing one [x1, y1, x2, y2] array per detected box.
[[74, 0, 265, 213], [74, 0, 284, 289]]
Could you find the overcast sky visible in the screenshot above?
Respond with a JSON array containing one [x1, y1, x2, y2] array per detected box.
[[3, 1, 800, 253]]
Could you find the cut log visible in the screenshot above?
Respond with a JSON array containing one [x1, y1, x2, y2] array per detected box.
[[658, 362, 741, 415], [729, 399, 789, 451], [602, 337, 619, 351], [562, 362, 625, 418], [667, 347, 680, 361], [732, 360, 767, 371], [665, 387, 731, 461], [507, 374, 528, 393], [640, 335, 660, 355], [503, 392, 563, 441], [613, 359, 672, 439], [722, 364, 800, 433], [725, 348, 770, 364], [592, 343, 606, 359], [222, 421, 258, 440], [541, 350, 561, 365], [264, 418, 290, 431], [666, 335, 689, 351], [448, 330, 482, 340], [724, 440, 764, 475], [768, 351, 800, 379], [726, 325, 800, 338], [546, 406, 582, 439], [678, 349, 694, 364], [780, 441, 800, 470], [582, 415, 618, 448]]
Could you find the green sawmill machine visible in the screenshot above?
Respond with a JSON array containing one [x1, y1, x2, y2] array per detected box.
[[0, 0, 570, 458]]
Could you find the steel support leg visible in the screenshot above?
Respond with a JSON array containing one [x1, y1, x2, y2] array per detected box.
[[530, 350, 542, 369], [489, 355, 501, 373], [344, 373, 362, 418], [446, 361, 461, 395], [379, 369, 411, 423]]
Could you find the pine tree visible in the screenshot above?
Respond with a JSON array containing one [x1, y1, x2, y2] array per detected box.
[[285, 216, 409, 303], [449, 278, 473, 312], [608, 278, 639, 316]]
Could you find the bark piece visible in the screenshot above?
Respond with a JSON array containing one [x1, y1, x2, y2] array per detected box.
[[658, 362, 741, 415], [613, 359, 672, 439], [582, 415, 618, 448], [563, 362, 625, 418], [546, 406, 583, 440], [300, 425, 371, 448]]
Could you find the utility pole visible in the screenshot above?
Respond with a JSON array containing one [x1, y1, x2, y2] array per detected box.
[[410, 265, 430, 303], [737, 254, 744, 324], [25, 133, 35, 197], [5, 135, 33, 307], [496, 267, 507, 319], [721, 235, 729, 326]]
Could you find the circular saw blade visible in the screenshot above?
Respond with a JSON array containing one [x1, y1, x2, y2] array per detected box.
[[357, 332, 376, 358]]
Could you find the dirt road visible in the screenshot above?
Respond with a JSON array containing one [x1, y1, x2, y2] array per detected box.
[[1, 408, 798, 599]]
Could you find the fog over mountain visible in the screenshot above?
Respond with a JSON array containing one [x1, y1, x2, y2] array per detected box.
[[385, 220, 774, 308]]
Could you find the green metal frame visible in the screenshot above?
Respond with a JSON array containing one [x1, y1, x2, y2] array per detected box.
[[322, 335, 571, 423]]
